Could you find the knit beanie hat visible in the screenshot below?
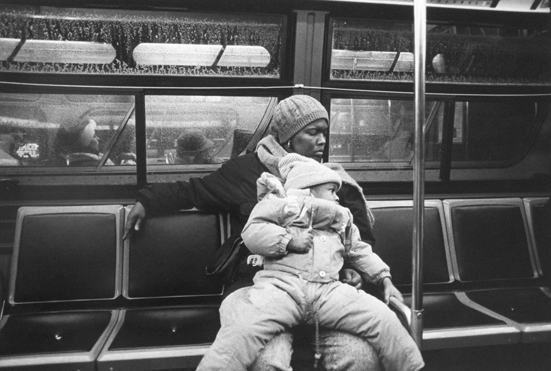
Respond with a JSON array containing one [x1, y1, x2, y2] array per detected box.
[[271, 95, 329, 143], [279, 153, 341, 192]]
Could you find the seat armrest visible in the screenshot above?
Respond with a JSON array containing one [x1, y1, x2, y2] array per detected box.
[[389, 296, 412, 332]]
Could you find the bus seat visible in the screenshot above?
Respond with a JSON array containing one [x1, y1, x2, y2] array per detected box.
[[444, 199, 536, 283], [97, 208, 225, 371], [444, 198, 551, 343], [461, 287, 551, 343], [123, 209, 224, 299], [369, 200, 520, 350], [369, 200, 453, 286], [0, 310, 118, 370], [0, 205, 123, 370]]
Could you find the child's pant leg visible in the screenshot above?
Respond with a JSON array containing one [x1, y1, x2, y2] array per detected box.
[[251, 331, 294, 371], [197, 280, 302, 371], [315, 282, 424, 371]]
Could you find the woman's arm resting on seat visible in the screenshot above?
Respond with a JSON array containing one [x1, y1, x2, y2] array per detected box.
[[123, 201, 146, 240]]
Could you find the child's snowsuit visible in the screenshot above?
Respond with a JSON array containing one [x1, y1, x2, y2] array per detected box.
[[197, 174, 424, 371]]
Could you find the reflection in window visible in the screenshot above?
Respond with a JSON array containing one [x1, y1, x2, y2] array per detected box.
[[145, 96, 275, 165], [331, 18, 551, 85], [0, 93, 135, 167], [0, 7, 282, 77], [329, 98, 541, 167], [330, 99, 439, 164]]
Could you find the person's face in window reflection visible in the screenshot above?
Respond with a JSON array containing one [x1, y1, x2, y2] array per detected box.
[[174, 129, 214, 164], [288, 119, 328, 163], [79, 120, 100, 154]]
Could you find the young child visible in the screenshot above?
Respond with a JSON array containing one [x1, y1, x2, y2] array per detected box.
[[197, 153, 424, 371]]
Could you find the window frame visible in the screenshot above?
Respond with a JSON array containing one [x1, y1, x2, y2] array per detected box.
[[0, 6, 293, 88], [321, 91, 550, 178]]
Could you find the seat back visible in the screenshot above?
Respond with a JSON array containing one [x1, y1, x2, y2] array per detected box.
[[124, 207, 225, 299], [523, 197, 551, 281], [368, 200, 453, 286], [444, 198, 537, 283], [9, 205, 123, 304]]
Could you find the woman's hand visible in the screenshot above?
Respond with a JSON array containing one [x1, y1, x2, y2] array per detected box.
[[340, 269, 362, 289], [287, 229, 313, 253], [123, 201, 146, 240], [381, 277, 404, 304]]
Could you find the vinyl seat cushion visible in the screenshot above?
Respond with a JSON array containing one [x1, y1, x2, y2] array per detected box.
[[108, 307, 220, 350], [0, 311, 113, 355]]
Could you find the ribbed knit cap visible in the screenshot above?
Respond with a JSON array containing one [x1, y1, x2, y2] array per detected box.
[[271, 95, 329, 143], [279, 153, 341, 192]]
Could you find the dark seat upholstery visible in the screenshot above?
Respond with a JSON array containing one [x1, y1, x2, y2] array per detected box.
[[0, 205, 123, 370], [97, 208, 225, 371], [108, 307, 220, 349], [14, 213, 119, 303], [97, 307, 220, 370], [403, 292, 518, 349], [125, 211, 224, 298], [0, 311, 116, 354], [369, 200, 520, 349], [444, 198, 551, 344], [370, 200, 452, 286], [446, 201, 535, 282], [465, 287, 551, 341]]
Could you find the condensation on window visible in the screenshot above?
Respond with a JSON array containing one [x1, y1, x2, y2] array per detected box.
[[0, 7, 283, 77], [0, 93, 135, 167], [330, 18, 551, 85], [144, 95, 274, 165]]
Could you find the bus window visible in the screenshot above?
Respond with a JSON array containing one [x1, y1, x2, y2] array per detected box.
[[0, 93, 135, 167], [144, 96, 274, 165], [330, 18, 551, 85], [0, 6, 283, 78], [329, 99, 441, 164], [328, 97, 544, 172], [449, 100, 539, 164]]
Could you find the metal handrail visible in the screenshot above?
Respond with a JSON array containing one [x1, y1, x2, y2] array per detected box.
[[411, 0, 426, 349]]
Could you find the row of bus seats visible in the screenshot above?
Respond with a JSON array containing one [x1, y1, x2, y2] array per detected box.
[[369, 198, 551, 351], [0, 205, 225, 371], [0, 198, 549, 370]]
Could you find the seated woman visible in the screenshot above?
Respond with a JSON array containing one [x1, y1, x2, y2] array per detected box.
[[52, 117, 113, 166], [124, 95, 412, 370]]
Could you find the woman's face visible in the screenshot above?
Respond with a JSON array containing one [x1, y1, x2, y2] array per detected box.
[[288, 119, 328, 162]]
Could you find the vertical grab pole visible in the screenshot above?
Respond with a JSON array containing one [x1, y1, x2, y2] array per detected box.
[[412, 0, 426, 348]]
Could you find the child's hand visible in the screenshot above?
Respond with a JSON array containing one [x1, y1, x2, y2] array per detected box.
[[287, 228, 313, 253], [340, 269, 362, 289], [381, 277, 404, 304]]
